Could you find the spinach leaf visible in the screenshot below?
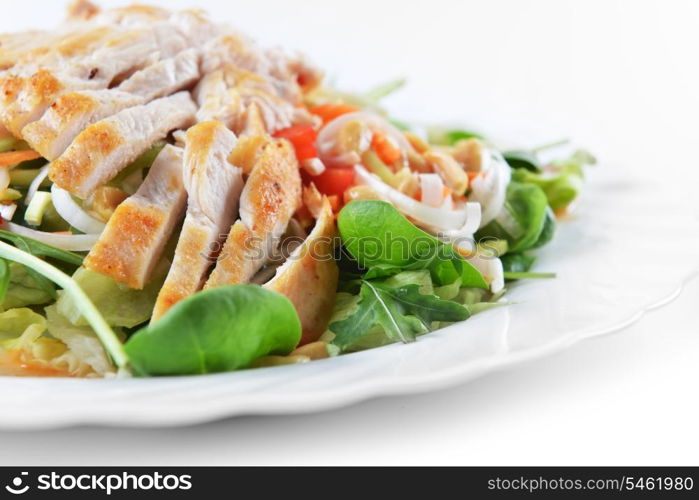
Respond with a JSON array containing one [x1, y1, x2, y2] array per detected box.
[[500, 252, 536, 273], [503, 150, 542, 172], [125, 285, 301, 376], [0, 230, 83, 266], [531, 208, 556, 249], [330, 281, 469, 350], [477, 182, 550, 253], [510, 149, 594, 212], [338, 200, 487, 289]]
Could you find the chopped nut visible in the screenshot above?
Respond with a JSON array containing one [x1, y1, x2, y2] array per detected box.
[[291, 341, 331, 360], [453, 138, 484, 172], [343, 185, 383, 204], [424, 150, 469, 195], [403, 131, 430, 154]]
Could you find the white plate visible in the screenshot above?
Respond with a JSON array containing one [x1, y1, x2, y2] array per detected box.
[[1, 164, 697, 429]]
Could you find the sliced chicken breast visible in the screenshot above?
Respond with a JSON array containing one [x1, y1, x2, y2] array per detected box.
[[118, 48, 200, 98], [0, 15, 203, 136], [49, 91, 196, 199], [22, 90, 143, 161], [263, 194, 339, 346], [23, 49, 200, 160], [193, 64, 311, 134], [84, 145, 187, 289], [152, 121, 244, 321], [205, 139, 302, 288]]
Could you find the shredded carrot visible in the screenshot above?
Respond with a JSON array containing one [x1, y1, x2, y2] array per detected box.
[[52, 231, 73, 235], [442, 186, 452, 198], [371, 132, 402, 166], [467, 171, 481, 181], [0, 150, 41, 167], [309, 104, 358, 125]]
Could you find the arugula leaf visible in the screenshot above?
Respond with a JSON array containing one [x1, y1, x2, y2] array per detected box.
[[125, 285, 301, 376], [338, 200, 487, 289], [0, 230, 83, 266], [386, 283, 470, 327], [330, 280, 469, 350]]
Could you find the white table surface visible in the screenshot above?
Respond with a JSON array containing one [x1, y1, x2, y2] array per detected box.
[[0, 0, 697, 465]]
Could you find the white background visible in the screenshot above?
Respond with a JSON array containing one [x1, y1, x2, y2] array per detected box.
[[0, 0, 697, 465]]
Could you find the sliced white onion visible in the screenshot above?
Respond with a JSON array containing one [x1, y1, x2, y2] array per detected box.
[[25, 165, 50, 206], [317, 111, 412, 168], [419, 173, 445, 208], [50, 184, 106, 235], [0, 202, 17, 221], [453, 240, 505, 293], [301, 157, 326, 176], [470, 149, 511, 227], [354, 165, 480, 233], [444, 202, 482, 239], [0, 166, 9, 191], [4, 222, 99, 251]]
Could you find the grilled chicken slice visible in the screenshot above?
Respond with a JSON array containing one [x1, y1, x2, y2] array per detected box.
[[0, 11, 210, 136], [22, 90, 142, 161], [152, 121, 243, 321], [49, 91, 196, 199], [84, 145, 187, 289], [202, 35, 318, 106], [118, 48, 200, 98], [205, 139, 302, 288], [193, 64, 313, 134], [23, 49, 200, 160], [263, 194, 339, 345]]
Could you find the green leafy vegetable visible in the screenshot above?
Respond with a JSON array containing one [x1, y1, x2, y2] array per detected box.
[[125, 285, 301, 376], [0, 240, 127, 369], [0, 230, 83, 266], [0, 308, 46, 341], [427, 127, 484, 145], [108, 142, 165, 189], [477, 182, 553, 253], [500, 252, 536, 273], [503, 150, 542, 172], [504, 271, 556, 280], [330, 280, 469, 350], [0, 258, 10, 304], [338, 200, 487, 289], [0, 261, 53, 311], [511, 149, 595, 212], [57, 262, 168, 328]]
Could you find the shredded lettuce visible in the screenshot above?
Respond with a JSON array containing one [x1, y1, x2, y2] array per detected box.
[[57, 262, 168, 329], [0, 261, 53, 311], [0, 308, 99, 377]]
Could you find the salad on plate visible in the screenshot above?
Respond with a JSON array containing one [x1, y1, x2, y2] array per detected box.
[[0, 0, 594, 378]]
